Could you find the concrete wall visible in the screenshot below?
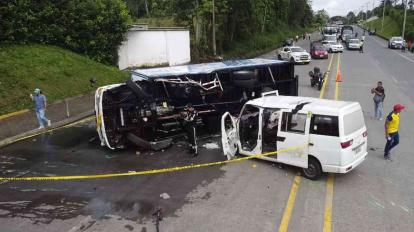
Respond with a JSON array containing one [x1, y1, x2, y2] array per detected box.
[[118, 30, 191, 70]]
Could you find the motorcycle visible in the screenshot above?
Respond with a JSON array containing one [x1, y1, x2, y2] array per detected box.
[[308, 67, 325, 91]]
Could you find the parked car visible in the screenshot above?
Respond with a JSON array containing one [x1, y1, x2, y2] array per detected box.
[[322, 41, 344, 53], [346, 39, 361, 50], [310, 44, 328, 59], [95, 59, 299, 150], [278, 46, 311, 64], [221, 93, 368, 180], [283, 38, 294, 47], [388, 37, 405, 49]]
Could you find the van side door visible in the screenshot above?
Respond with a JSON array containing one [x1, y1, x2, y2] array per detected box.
[[276, 110, 310, 168]]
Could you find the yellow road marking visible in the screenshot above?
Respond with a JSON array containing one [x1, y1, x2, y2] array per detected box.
[[0, 116, 95, 148], [278, 175, 302, 232], [0, 109, 29, 121], [319, 54, 335, 99], [323, 174, 335, 232], [324, 53, 341, 232], [0, 144, 307, 181], [278, 53, 336, 232]]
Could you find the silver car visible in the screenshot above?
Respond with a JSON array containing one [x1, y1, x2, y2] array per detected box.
[[388, 37, 405, 49], [347, 39, 361, 50]]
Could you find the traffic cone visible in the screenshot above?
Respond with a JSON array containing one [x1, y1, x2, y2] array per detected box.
[[336, 70, 342, 82]]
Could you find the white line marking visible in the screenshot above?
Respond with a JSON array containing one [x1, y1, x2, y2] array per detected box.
[[390, 75, 398, 84], [399, 205, 410, 213], [371, 37, 414, 63], [390, 201, 396, 206]]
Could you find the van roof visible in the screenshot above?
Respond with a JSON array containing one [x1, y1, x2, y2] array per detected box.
[[248, 95, 359, 115]]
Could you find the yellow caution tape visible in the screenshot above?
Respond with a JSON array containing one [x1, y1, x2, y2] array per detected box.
[[0, 144, 307, 181], [4, 116, 96, 146]]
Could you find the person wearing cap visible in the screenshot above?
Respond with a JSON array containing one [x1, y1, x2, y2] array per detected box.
[[30, 88, 51, 129], [183, 104, 198, 157], [384, 104, 405, 160]]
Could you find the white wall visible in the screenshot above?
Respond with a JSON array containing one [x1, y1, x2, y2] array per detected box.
[[118, 30, 190, 70]]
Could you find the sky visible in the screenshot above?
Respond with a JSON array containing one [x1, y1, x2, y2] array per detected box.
[[312, 0, 377, 17]]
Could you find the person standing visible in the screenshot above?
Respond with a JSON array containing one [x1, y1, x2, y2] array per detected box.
[[384, 104, 405, 161], [30, 88, 51, 129], [371, 81, 385, 120], [183, 104, 198, 157], [359, 40, 364, 53]]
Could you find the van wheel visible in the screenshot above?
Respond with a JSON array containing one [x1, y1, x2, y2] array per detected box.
[[302, 157, 322, 180]]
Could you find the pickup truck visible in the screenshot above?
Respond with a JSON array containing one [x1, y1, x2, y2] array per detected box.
[[278, 46, 311, 64]]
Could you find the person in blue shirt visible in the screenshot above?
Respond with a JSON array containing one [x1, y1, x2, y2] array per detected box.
[[30, 88, 51, 129]]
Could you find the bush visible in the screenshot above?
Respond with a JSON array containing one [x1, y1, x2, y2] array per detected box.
[[0, 0, 131, 65]]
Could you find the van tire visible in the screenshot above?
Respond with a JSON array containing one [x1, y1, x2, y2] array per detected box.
[[302, 157, 322, 180]]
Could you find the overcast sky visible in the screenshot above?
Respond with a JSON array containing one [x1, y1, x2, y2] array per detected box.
[[312, 0, 377, 17]]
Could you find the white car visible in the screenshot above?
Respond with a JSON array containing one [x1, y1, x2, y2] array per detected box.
[[221, 91, 368, 180], [347, 39, 361, 50], [278, 46, 311, 64], [322, 41, 344, 53], [388, 36, 405, 49]]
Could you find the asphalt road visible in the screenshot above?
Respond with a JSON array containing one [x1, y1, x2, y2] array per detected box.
[[1, 28, 414, 232]]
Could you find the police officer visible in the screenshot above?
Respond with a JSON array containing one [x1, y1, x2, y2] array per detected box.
[[183, 104, 198, 156]]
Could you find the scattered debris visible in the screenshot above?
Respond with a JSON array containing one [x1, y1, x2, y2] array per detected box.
[[105, 154, 116, 159], [160, 193, 170, 199], [252, 164, 257, 168], [125, 224, 134, 231], [202, 142, 220, 150]]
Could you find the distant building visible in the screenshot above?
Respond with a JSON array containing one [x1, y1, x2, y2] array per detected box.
[[118, 24, 191, 70]]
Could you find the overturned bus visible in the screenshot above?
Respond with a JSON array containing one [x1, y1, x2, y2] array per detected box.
[[95, 59, 298, 150]]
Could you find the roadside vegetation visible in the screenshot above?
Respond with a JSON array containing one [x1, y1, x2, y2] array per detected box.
[[0, 44, 128, 115], [364, 16, 401, 39], [0, 0, 320, 114]]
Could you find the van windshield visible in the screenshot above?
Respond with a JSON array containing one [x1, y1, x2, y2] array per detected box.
[[343, 110, 364, 136]]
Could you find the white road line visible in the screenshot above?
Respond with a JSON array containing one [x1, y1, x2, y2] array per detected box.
[[371, 37, 414, 63], [390, 75, 398, 84]]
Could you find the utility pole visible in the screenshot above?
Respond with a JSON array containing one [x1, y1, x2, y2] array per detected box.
[[402, 0, 408, 38], [212, 0, 216, 56], [381, 0, 386, 32]]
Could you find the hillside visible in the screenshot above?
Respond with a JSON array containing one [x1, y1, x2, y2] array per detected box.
[[364, 16, 401, 39], [0, 44, 129, 115]]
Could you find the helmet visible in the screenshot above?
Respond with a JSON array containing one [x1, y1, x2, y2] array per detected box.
[[34, 88, 41, 94], [313, 67, 320, 73]]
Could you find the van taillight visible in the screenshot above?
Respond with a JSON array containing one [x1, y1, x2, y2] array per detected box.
[[341, 140, 353, 149], [363, 130, 368, 137]]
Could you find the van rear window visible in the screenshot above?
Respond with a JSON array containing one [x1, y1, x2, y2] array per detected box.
[[310, 115, 339, 136], [343, 110, 364, 135]]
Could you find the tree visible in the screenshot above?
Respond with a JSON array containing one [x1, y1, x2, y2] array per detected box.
[[346, 11, 357, 24], [314, 9, 330, 26]]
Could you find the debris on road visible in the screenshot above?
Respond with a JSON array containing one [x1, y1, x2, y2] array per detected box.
[[202, 142, 220, 150], [160, 193, 170, 199]]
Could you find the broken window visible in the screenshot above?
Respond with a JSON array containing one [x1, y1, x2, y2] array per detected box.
[[239, 105, 260, 151], [281, 112, 307, 134]]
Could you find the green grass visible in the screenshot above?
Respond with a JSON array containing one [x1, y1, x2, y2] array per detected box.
[[223, 25, 315, 59], [364, 16, 401, 39], [0, 44, 129, 115]]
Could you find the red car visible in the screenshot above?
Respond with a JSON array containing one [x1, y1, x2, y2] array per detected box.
[[311, 44, 328, 59]]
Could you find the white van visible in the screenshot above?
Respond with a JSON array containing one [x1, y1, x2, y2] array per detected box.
[[221, 92, 368, 180]]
